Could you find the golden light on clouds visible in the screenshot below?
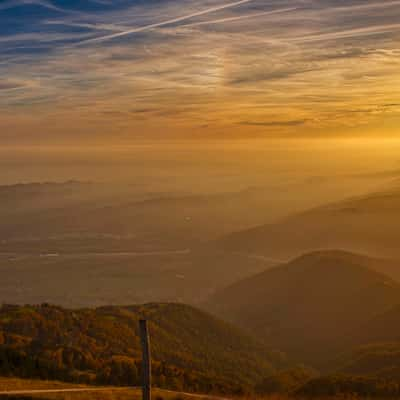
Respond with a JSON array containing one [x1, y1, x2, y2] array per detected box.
[[0, 0, 399, 145]]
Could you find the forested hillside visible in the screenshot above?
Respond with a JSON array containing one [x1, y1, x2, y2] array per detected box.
[[0, 303, 286, 394]]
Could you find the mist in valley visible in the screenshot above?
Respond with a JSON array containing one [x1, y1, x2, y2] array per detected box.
[[1, 138, 400, 307], [3, 138, 400, 396], [2, 0, 400, 395]]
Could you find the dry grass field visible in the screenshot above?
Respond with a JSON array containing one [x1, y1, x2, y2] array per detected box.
[[0, 378, 214, 400]]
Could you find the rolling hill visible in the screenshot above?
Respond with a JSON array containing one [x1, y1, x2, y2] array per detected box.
[[214, 187, 400, 262], [337, 343, 400, 380], [205, 250, 400, 366], [349, 305, 400, 347], [0, 303, 286, 393], [327, 306, 400, 379], [336, 305, 400, 378]]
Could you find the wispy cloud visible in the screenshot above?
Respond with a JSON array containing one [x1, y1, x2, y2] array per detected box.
[[0, 0, 70, 13], [43, 20, 129, 33], [292, 23, 400, 43], [1, 0, 400, 142], [327, 0, 400, 13], [239, 119, 308, 127], [180, 7, 298, 28], [0, 79, 29, 91], [76, 0, 256, 45]]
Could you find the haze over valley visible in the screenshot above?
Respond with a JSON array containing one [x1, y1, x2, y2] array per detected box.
[[1, 0, 400, 397], [1, 140, 400, 308]]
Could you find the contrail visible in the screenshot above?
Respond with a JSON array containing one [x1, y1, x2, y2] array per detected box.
[[292, 23, 400, 43], [44, 20, 129, 32], [181, 7, 298, 28], [328, 0, 400, 13], [77, 0, 256, 45], [0, 0, 70, 13]]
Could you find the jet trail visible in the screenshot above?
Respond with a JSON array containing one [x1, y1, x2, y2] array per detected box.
[[0, 0, 70, 13], [77, 0, 256, 45], [328, 0, 400, 13], [292, 23, 400, 43], [181, 7, 298, 28]]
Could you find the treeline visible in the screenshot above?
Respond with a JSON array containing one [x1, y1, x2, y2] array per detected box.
[[339, 343, 400, 379], [296, 375, 400, 397], [0, 303, 283, 394], [0, 346, 238, 394], [256, 370, 400, 397], [4, 303, 399, 397]]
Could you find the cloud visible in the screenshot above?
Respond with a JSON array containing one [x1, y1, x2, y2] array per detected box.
[[0, 32, 94, 44], [382, 104, 400, 108], [0, 79, 30, 91], [0, 0, 70, 13], [1, 0, 400, 141], [43, 20, 129, 33], [327, 0, 400, 13], [229, 66, 317, 85], [179, 7, 298, 28], [76, 0, 256, 45], [292, 23, 400, 43], [239, 119, 308, 127]]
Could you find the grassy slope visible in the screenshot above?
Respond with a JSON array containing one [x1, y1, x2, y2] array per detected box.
[[0, 377, 212, 400], [0, 377, 88, 391]]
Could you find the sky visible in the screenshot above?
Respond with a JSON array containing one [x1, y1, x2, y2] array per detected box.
[[0, 0, 399, 145]]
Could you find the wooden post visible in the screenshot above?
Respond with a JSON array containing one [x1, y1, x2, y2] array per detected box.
[[139, 319, 151, 400]]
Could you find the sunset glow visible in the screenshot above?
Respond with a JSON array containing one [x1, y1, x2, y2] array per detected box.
[[1, 0, 399, 145]]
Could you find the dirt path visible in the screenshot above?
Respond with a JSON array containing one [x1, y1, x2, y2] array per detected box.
[[0, 387, 229, 399], [0, 387, 126, 395]]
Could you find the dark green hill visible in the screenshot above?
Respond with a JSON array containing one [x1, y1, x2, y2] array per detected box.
[[205, 250, 400, 366], [0, 303, 285, 393]]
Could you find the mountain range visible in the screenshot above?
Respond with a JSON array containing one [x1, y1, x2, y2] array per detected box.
[[205, 250, 400, 366], [214, 187, 400, 261]]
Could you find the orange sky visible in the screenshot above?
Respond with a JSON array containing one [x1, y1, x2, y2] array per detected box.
[[0, 0, 399, 145]]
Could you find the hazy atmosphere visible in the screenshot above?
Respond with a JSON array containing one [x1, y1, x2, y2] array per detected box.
[[1, 1, 400, 399]]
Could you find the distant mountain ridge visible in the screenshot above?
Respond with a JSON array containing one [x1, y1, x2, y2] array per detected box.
[[205, 250, 400, 366], [214, 187, 400, 260]]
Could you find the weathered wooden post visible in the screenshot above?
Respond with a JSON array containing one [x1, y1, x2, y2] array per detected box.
[[139, 319, 151, 400]]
